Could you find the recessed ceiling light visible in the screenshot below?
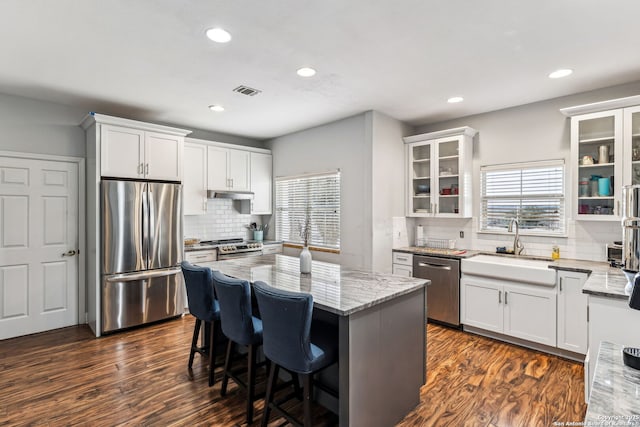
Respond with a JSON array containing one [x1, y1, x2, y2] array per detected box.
[[206, 28, 231, 43], [447, 96, 464, 103], [296, 67, 316, 77], [548, 69, 573, 79], [208, 105, 225, 112]]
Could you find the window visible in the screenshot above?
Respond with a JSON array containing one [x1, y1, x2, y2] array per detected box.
[[480, 160, 565, 235], [275, 171, 341, 250]]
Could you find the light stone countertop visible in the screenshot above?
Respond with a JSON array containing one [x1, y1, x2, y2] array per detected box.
[[204, 254, 429, 316], [584, 341, 640, 426]]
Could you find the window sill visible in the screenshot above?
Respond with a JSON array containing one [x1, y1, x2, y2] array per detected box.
[[477, 229, 568, 238], [283, 243, 341, 254]]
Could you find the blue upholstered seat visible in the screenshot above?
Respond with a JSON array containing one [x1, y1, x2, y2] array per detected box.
[[211, 270, 265, 424], [253, 281, 338, 427], [211, 270, 263, 346], [180, 261, 220, 387]]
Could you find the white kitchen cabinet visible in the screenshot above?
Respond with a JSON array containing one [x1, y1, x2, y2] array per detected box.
[[207, 146, 250, 191], [262, 243, 283, 255], [183, 142, 208, 215], [503, 284, 556, 347], [403, 127, 476, 218], [557, 270, 588, 354], [392, 252, 413, 277], [101, 123, 184, 181], [250, 152, 272, 214], [562, 95, 640, 221], [461, 274, 557, 346], [586, 294, 640, 402]]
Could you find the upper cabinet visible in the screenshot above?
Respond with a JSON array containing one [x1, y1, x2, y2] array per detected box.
[[250, 152, 273, 215], [403, 127, 476, 218], [82, 113, 191, 182], [561, 95, 640, 221], [183, 142, 208, 215], [183, 138, 272, 215], [207, 146, 250, 191]]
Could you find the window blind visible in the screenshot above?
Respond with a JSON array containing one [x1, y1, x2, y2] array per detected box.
[[480, 160, 565, 235], [275, 171, 341, 249]]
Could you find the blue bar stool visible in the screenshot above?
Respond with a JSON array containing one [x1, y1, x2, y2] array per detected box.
[[180, 261, 220, 387], [253, 281, 338, 427], [212, 271, 264, 424]]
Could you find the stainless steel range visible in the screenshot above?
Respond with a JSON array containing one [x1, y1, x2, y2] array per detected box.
[[202, 238, 263, 260]]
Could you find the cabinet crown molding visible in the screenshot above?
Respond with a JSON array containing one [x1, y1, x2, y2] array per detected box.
[[80, 112, 192, 136], [403, 126, 477, 144], [560, 95, 640, 117]]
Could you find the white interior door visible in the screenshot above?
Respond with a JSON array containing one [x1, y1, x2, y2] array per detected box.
[[0, 156, 79, 340]]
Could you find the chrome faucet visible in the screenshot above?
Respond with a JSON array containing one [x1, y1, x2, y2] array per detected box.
[[508, 218, 524, 255]]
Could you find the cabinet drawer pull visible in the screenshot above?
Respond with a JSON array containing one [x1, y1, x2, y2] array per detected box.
[[396, 256, 408, 261]]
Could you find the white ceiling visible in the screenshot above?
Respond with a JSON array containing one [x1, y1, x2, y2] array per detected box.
[[1, 0, 639, 140]]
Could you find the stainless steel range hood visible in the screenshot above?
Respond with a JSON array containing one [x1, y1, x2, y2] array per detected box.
[[207, 190, 254, 200]]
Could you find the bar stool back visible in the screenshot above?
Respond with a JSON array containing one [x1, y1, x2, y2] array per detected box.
[[212, 271, 264, 424], [180, 261, 220, 387], [253, 281, 338, 427]]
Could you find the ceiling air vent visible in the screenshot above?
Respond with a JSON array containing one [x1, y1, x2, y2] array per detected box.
[[233, 85, 262, 96]]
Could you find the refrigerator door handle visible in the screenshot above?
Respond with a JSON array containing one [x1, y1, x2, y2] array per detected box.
[[105, 267, 182, 282], [147, 185, 156, 265], [141, 183, 149, 268]]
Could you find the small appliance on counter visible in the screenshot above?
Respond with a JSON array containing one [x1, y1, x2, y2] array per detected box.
[[607, 241, 623, 267], [623, 274, 640, 370], [621, 185, 640, 292]]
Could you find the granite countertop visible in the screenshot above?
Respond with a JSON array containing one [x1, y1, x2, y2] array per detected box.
[[394, 247, 480, 259], [206, 254, 429, 316], [584, 341, 640, 425]]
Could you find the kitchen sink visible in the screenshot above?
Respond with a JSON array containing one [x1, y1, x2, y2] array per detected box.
[[461, 254, 556, 286]]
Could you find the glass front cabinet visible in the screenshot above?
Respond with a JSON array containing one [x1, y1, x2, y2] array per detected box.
[[403, 127, 476, 217], [563, 96, 640, 221]]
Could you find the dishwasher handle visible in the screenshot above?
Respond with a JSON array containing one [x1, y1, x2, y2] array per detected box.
[[417, 262, 452, 270]]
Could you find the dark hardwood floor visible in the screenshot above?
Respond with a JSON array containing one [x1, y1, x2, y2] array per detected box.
[[0, 317, 586, 426]]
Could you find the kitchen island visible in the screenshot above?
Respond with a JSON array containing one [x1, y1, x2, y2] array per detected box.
[[206, 254, 429, 427]]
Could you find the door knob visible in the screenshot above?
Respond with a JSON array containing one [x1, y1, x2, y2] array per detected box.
[[62, 250, 78, 257]]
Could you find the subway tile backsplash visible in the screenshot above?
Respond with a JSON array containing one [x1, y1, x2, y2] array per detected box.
[[396, 216, 621, 262], [183, 199, 266, 241]]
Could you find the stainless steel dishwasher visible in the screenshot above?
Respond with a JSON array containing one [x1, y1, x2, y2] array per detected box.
[[413, 255, 460, 327]]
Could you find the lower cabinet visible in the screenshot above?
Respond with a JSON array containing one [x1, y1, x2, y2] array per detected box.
[[392, 251, 413, 277], [557, 270, 588, 354], [262, 243, 283, 255], [461, 274, 557, 347]]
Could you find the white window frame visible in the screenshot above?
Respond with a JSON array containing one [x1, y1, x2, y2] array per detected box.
[[479, 159, 566, 237], [275, 170, 341, 251]]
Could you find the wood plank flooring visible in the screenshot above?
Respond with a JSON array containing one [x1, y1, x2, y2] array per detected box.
[[0, 317, 586, 426]]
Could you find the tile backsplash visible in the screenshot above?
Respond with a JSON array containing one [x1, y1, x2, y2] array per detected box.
[[183, 199, 267, 241], [394, 216, 621, 262]]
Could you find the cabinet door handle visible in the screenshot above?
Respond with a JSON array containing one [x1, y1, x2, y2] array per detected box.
[[498, 290, 502, 304], [145, 163, 149, 175], [617, 201, 621, 216], [203, 200, 207, 212], [435, 203, 438, 215], [230, 178, 234, 188], [559, 277, 563, 292], [504, 291, 508, 305], [138, 163, 144, 174]]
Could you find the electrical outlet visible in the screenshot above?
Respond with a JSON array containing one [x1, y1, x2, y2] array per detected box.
[[459, 231, 464, 238]]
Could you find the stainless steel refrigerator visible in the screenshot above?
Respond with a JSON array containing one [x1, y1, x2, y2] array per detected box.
[[101, 180, 184, 333]]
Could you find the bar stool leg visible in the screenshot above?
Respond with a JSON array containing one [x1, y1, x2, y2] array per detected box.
[[208, 320, 217, 387], [246, 344, 257, 424], [302, 373, 313, 427], [220, 340, 234, 395], [261, 362, 279, 427], [189, 319, 201, 368]]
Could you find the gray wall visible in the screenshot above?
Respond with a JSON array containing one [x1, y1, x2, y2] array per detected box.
[[0, 92, 86, 157], [411, 80, 640, 260], [266, 113, 370, 267], [266, 111, 413, 270], [0, 91, 264, 158], [370, 111, 413, 272]]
